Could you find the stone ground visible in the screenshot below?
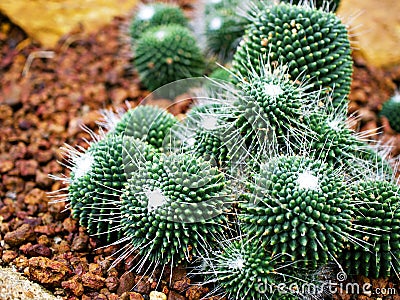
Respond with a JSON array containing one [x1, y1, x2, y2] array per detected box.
[[1, 2, 400, 300]]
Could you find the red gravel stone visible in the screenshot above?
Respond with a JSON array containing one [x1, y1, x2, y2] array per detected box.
[[28, 256, 70, 287], [4, 223, 36, 247]]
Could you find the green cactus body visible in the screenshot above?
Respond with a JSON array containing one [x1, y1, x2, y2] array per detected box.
[[68, 135, 156, 242], [203, 239, 281, 299], [232, 3, 352, 107], [204, 0, 246, 62], [209, 67, 232, 82], [134, 24, 205, 91], [120, 153, 230, 265], [303, 112, 393, 179], [280, 0, 341, 12], [172, 103, 238, 168], [129, 3, 188, 40], [239, 155, 353, 268], [342, 180, 400, 278], [111, 105, 178, 151], [380, 93, 400, 133], [232, 65, 313, 150]]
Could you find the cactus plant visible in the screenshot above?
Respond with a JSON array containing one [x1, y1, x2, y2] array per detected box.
[[108, 105, 178, 151], [134, 24, 206, 91], [380, 93, 400, 133], [129, 3, 188, 41], [67, 135, 156, 242], [119, 153, 230, 265], [232, 64, 316, 151], [302, 110, 393, 179], [170, 103, 242, 168], [204, 0, 246, 62], [279, 0, 341, 12], [201, 238, 287, 299], [232, 3, 352, 107], [341, 180, 400, 278], [239, 155, 353, 269]]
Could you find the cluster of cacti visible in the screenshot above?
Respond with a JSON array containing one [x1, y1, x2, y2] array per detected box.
[[53, 1, 400, 300], [130, 3, 205, 91], [380, 92, 400, 133]]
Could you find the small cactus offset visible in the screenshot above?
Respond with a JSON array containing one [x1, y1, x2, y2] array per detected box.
[[232, 3, 353, 107], [134, 24, 206, 91], [67, 135, 156, 242], [279, 0, 341, 12], [341, 180, 400, 278], [239, 155, 353, 269], [129, 3, 188, 40], [109, 105, 178, 150], [380, 93, 400, 133], [119, 153, 230, 265]]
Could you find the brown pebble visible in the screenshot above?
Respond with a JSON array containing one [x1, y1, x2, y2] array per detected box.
[[63, 217, 78, 233], [0, 159, 14, 173], [173, 277, 190, 293], [27, 243, 52, 257], [62, 275, 84, 297], [4, 223, 36, 247], [117, 271, 135, 295], [28, 256, 70, 287], [71, 233, 89, 252], [168, 290, 186, 300], [185, 286, 208, 300], [17, 159, 39, 177], [105, 276, 119, 292], [82, 272, 105, 290], [120, 292, 144, 300], [24, 188, 48, 205], [2, 250, 18, 263], [108, 294, 119, 300]]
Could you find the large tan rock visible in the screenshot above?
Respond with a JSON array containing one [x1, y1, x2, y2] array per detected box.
[[337, 0, 400, 68], [0, 0, 137, 47]]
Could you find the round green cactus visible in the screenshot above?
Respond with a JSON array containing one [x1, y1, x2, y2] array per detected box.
[[134, 24, 206, 91], [380, 93, 400, 133], [341, 180, 400, 278], [239, 155, 353, 269], [119, 153, 230, 265], [233, 64, 314, 150], [201, 237, 321, 299], [279, 0, 341, 12], [232, 3, 353, 107], [68, 135, 156, 242], [129, 3, 188, 41], [303, 111, 393, 179], [110, 105, 178, 151], [202, 238, 282, 299], [204, 0, 246, 62]]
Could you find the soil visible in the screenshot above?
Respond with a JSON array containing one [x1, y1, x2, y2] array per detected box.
[[1, 4, 400, 300]]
